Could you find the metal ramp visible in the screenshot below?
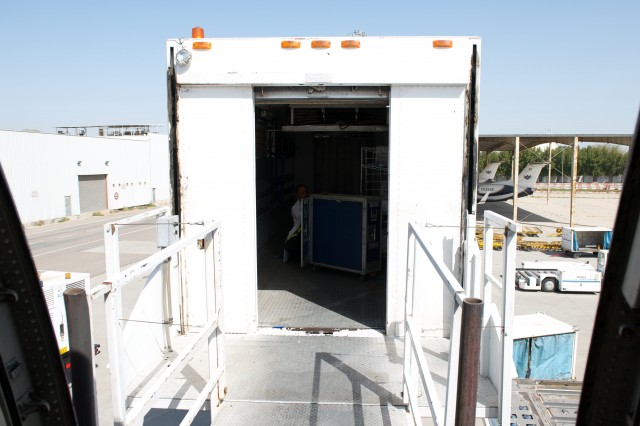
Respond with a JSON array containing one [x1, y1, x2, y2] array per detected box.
[[211, 333, 498, 425]]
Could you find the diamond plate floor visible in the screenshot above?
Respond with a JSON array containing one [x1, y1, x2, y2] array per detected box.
[[257, 240, 386, 330], [209, 333, 498, 425], [213, 333, 407, 425]]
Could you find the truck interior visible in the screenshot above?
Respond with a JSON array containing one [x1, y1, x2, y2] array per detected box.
[[253, 86, 390, 331]]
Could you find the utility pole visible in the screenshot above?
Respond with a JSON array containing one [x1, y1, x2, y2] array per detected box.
[[570, 137, 579, 227], [512, 136, 520, 221]]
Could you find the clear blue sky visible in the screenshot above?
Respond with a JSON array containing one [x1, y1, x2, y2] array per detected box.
[[1, 0, 638, 135]]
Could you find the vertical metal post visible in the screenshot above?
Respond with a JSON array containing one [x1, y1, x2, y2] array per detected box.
[[402, 232, 417, 407], [161, 258, 173, 351], [570, 137, 579, 227], [455, 298, 484, 426], [212, 228, 227, 415], [480, 224, 493, 376], [103, 224, 127, 424], [512, 136, 520, 221], [444, 294, 465, 425], [499, 223, 518, 426], [64, 288, 98, 426], [547, 143, 552, 205]]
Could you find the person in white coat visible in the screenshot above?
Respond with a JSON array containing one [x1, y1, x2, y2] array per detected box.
[[283, 184, 308, 262]]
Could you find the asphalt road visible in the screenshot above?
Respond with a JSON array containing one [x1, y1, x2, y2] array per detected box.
[[25, 207, 162, 285]]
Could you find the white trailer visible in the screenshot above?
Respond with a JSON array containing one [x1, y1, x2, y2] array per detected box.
[[166, 28, 481, 336], [562, 226, 613, 258], [516, 260, 601, 292]]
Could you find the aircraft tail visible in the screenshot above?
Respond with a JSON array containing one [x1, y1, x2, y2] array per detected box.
[[517, 163, 546, 187], [478, 162, 501, 183]]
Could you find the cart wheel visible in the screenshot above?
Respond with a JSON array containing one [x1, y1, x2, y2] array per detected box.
[[541, 278, 557, 292], [311, 265, 317, 272], [359, 275, 365, 282], [572, 252, 580, 259]]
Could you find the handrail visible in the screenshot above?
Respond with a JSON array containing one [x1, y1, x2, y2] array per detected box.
[[403, 222, 470, 425], [103, 214, 225, 425], [403, 213, 519, 425], [105, 220, 219, 291], [481, 211, 521, 426]]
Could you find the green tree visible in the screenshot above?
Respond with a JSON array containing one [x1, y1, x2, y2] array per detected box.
[[480, 145, 627, 180]]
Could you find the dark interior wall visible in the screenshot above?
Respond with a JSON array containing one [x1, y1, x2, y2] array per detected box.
[[292, 133, 314, 192], [311, 133, 376, 195]]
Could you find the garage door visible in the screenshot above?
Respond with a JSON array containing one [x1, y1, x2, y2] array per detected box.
[[78, 175, 107, 213]]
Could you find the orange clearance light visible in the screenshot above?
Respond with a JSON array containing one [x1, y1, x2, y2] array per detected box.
[[192, 27, 205, 39], [341, 40, 361, 49], [65, 272, 71, 279], [281, 40, 301, 49], [311, 40, 331, 49], [433, 40, 453, 48], [193, 41, 212, 50]]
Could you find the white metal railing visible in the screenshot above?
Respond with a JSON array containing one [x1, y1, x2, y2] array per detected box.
[[402, 211, 520, 425], [91, 208, 225, 426], [402, 222, 468, 425], [481, 211, 520, 426]]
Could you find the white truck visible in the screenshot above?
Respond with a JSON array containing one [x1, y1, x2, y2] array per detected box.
[[166, 28, 481, 336], [516, 260, 602, 292]]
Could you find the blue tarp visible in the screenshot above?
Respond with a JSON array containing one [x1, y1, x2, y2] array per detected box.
[[513, 333, 575, 380], [513, 339, 530, 378]]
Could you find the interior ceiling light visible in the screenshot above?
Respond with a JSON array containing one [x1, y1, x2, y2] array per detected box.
[[176, 49, 192, 66]]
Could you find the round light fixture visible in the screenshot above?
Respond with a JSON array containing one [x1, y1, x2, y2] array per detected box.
[[176, 49, 192, 66]]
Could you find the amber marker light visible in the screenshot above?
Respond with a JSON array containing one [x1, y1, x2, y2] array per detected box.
[[190, 26, 211, 49], [192, 26, 205, 38], [281, 40, 301, 49], [341, 40, 361, 48], [193, 41, 212, 50], [433, 40, 453, 48], [311, 40, 331, 49]]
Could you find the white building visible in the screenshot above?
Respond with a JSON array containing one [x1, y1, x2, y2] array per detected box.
[[0, 128, 170, 224]]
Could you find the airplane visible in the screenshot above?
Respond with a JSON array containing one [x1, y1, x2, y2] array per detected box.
[[478, 162, 546, 203], [478, 162, 501, 183]]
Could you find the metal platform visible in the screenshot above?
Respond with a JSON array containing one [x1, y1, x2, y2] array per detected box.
[[257, 242, 386, 330], [212, 333, 498, 425]]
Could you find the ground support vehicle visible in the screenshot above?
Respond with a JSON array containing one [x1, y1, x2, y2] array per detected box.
[[516, 260, 601, 292]]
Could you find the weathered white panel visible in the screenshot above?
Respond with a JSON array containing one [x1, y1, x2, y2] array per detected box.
[[149, 133, 171, 202], [0, 131, 170, 223], [387, 85, 466, 336], [176, 86, 257, 333], [169, 37, 479, 86]]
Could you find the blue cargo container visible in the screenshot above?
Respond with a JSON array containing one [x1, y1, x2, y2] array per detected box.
[[302, 194, 382, 278]]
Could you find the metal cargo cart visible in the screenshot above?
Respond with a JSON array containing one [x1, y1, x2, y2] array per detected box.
[[301, 194, 382, 279]]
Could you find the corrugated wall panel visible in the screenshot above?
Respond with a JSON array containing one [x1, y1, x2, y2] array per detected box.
[[0, 130, 170, 223]]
